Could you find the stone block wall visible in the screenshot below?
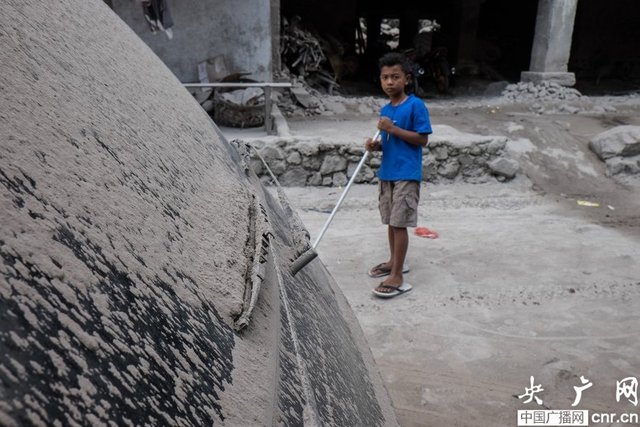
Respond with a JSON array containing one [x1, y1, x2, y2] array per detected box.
[[239, 134, 518, 186]]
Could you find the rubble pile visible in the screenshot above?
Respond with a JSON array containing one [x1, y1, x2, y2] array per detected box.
[[499, 81, 620, 115], [275, 76, 326, 117], [276, 91, 387, 119], [502, 81, 584, 103], [322, 95, 385, 116]]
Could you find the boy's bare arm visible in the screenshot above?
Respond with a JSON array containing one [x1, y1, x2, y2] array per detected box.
[[378, 117, 429, 147]]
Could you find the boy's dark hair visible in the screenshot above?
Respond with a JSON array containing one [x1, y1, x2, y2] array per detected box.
[[378, 52, 411, 75]]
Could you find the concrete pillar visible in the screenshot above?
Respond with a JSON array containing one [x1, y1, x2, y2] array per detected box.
[[521, 0, 578, 86]]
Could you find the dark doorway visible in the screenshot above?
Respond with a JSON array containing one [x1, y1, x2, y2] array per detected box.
[[570, 0, 640, 94], [476, 0, 538, 82]]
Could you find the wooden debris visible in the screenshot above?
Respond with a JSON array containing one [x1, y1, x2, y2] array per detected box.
[[281, 17, 326, 77]]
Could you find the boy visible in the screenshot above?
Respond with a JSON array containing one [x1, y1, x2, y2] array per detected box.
[[365, 52, 432, 298]]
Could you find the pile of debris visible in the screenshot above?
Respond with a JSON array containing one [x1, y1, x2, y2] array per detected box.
[[275, 85, 385, 118], [281, 17, 326, 77], [502, 81, 584, 103], [274, 70, 326, 118], [322, 95, 385, 116], [499, 81, 607, 114], [280, 17, 340, 95]]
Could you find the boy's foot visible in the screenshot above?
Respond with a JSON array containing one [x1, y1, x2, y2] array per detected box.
[[367, 262, 410, 278], [372, 282, 412, 299]]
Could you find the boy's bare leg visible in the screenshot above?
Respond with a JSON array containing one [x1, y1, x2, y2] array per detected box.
[[372, 225, 395, 271], [386, 225, 395, 267], [376, 226, 408, 293]]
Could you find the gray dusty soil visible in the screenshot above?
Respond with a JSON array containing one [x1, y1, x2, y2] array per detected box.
[[273, 95, 640, 426]]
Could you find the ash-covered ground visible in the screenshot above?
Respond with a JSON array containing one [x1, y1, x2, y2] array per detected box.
[[241, 86, 640, 426]]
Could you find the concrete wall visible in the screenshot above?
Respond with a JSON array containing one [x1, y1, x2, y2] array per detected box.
[[111, 0, 273, 82]]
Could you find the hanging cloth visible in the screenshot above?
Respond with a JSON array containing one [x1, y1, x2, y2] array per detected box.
[[142, 0, 174, 40]]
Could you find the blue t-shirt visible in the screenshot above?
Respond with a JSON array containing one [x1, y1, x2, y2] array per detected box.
[[378, 95, 432, 182]]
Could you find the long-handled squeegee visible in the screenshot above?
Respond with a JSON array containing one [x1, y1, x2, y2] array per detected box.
[[289, 130, 381, 276]]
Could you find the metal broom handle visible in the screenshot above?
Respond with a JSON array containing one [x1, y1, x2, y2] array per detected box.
[[312, 129, 381, 249]]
